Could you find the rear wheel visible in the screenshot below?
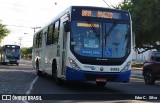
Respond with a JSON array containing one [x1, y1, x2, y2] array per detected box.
[[96, 82, 106, 87], [144, 70, 155, 85], [52, 60, 57, 77], [52, 60, 63, 85], [36, 61, 42, 76]]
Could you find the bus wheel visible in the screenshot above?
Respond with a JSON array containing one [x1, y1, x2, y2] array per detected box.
[[36, 61, 42, 76], [52, 60, 63, 85], [96, 82, 106, 87], [16, 63, 19, 66], [52, 60, 57, 77]]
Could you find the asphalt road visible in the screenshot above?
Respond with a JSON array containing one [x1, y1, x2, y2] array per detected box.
[[0, 61, 159, 103]]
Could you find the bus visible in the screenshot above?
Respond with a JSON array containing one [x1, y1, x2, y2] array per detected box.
[[0, 45, 20, 65], [32, 6, 133, 86]]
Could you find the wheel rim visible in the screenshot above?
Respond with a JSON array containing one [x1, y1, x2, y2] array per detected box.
[[145, 72, 152, 83]]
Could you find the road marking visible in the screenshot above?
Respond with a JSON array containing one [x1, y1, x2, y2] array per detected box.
[[26, 76, 38, 94], [22, 76, 38, 103], [22, 100, 29, 103]]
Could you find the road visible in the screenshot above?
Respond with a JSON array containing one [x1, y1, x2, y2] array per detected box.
[[0, 61, 159, 103]]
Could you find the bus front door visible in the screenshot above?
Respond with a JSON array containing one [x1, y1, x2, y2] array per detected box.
[[61, 14, 69, 77]]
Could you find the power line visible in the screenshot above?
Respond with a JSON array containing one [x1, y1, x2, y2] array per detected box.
[[5, 24, 41, 33], [102, 0, 111, 8], [5, 24, 31, 28]]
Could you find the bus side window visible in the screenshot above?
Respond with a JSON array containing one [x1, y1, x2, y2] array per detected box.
[[47, 24, 54, 45], [53, 20, 60, 44], [35, 31, 43, 48], [39, 31, 43, 48], [36, 33, 39, 48]]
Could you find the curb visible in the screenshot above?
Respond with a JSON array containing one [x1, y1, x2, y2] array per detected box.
[[132, 67, 143, 71], [131, 74, 143, 79]]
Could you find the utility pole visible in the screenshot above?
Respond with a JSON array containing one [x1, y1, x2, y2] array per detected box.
[[31, 27, 41, 33], [18, 37, 22, 47]]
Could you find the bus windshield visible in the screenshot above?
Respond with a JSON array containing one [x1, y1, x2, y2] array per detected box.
[[5, 48, 20, 57], [71, 20, 130, 59]]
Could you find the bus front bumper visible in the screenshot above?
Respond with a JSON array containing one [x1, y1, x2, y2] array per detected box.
[[66, 67, 131, 83]]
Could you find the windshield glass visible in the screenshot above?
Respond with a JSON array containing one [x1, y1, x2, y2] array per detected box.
[[71, 21, 102, 57], [71, 20, 130, 59], [104, 23, 130, 58], [5, 48, 20, 57]]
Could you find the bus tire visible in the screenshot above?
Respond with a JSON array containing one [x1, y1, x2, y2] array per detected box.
[[52, 60, 63, 85], [96, 82, 106, 87], [36, 60, 42, 76], [16, 63, 19, 66], [52, 60, 57, 77]]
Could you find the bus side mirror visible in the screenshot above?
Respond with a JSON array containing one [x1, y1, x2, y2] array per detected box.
[[64, 21, 70, 32]]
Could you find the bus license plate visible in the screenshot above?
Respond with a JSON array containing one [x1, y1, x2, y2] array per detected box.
[[96, 78, 106, 82]]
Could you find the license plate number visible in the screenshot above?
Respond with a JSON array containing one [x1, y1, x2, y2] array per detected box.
[[96, 78, 106, 82]]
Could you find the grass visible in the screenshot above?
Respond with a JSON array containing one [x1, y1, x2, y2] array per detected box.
[[132, 62, 143, 68]]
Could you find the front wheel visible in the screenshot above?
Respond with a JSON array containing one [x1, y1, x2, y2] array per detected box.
[[36, 61, 42, 76], [144, 70, 155, 85], [52, 60, 63, 85]]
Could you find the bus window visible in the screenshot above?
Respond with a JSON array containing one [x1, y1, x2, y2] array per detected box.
[[36, 34, 39, 48], [47, 24, 54, 45], [39, 31, 43, 47], [53, 20, 60, 44]]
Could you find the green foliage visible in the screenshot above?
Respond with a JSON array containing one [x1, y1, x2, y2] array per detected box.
[[0, 21, 10, 42], [114, 0, 160, 53], [113, 0, 132, 11], [132, 0, 160, 51], [21, 47, 32, 59]]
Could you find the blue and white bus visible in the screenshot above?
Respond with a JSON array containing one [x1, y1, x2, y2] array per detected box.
[[32, 6, 133, 86], [0, 45, 20, 65]]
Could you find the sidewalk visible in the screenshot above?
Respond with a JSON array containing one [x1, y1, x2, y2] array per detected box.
[[131, 67, 143, 79]]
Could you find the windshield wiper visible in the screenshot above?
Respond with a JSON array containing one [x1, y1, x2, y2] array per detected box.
[[86, 19, 100, 37], [105, 21, 117, 46]]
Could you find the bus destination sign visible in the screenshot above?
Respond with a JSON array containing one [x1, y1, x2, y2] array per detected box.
[[82, 10, 120, 19]]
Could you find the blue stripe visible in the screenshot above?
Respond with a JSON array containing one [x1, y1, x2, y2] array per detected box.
[[66, 67, 130, 82]]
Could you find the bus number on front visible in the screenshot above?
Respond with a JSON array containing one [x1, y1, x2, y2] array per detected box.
[[110, 68, 119, 71], [82, 10, 92, 17]]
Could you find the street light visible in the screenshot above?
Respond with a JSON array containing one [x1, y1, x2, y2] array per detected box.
[[24, 33, 32, 36]]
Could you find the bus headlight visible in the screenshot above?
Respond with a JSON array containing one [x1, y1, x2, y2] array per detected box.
[[68, 58, 81, 70], [121, 61, 131, 72]]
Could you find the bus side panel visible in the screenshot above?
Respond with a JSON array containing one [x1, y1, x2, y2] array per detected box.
[[44, 45, 58, 75]]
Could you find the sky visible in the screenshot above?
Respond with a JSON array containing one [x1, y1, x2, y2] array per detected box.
[[0, 0, 123, 47]]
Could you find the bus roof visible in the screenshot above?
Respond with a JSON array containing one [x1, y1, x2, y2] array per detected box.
[[2, 45, 20, 48], [34, 6, 130, 35]]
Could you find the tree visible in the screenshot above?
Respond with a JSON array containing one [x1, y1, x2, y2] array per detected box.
[[113, 0, 132, 11], [21, 47, 32, 59], [0, 20, 10, 42], [114, 0, 160, 53], [132, 0, 160, 53]]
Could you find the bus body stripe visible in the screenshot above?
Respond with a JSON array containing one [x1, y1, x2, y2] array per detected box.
[[66, 67, 130, 82]]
